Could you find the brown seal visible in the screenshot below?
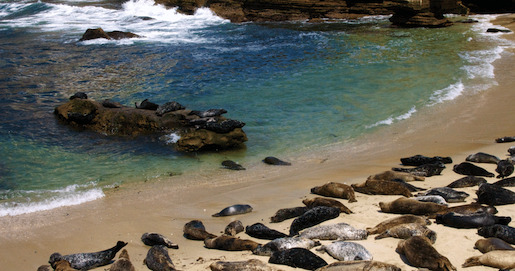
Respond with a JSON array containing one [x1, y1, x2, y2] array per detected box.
[[52, 260, 78, 271], [462, 250, 515, 269], [310, 182, 357, 202], [396, 236, 456, 271], [475, 238, 515, 253], [110, 249, 136, 271], [316, 260, 401, 271], [183, 220, 217, 240], [204, 235, 261, 251], [210, 259, 280, 271], [302, 197, 353, 214], [351, 178, 413, 197], [368, 170, 425, 182], [224, 220, 244, 236], [428, 203, 497, 219], [375, 223, 437, 243], [366, 214, 431, 235], [270, 206, 309, 223], [379, 197, 448, 216]]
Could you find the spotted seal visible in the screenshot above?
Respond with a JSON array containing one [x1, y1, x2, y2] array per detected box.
[[204, 235, 261, 251], [400, 154, 452, 166], [366, 214, 431, 235], [493, 176, 515, 187], [462, 250, 515, 269], [375, 223, 437, 243], [189, 108, 227, 118], [416, 187, 469, 203], [368, 170, 425, 182], [224, 220, 244, 236], [48, 241, 127, 271], [253, 237, 320, 256], [315, 260, 401, 271], [269, 248, 328, 270], [221, 160, 245, 170], [379, 197, 448, 216], [298, 222, 368, 241], [156, 101, 185, 116], [263, 156, 291, 166], [310, 182, 357, 202], [302, 197, 352, 214], [414, 195, 448, 206], [110, 249, 135, 271], [496, 158, 514, 178], [392, 161, 446, 177], [289, 206, 340, 236], [210, 259, 279, 271], [141, 233, 179, 249], [466, 152, 501, 164], [453, 162, 495, 177], [478, 224, 515, 244], [212, 204, 253, 217], [245, 223, 288, 240], [351, 178, 413, 197], [317, 241, 372, 261], [447, 176, 487, 188], [429, 203, 498, 219], [144, 245, 176, 271], [270, 206, 309, 223], [396, 236, 456, 271], [183, 220, 217, 240], [435, 212, 511, 229], [475, 238, 515, 253], [476, 183, 515, 206], [135, 99, 159, 110]]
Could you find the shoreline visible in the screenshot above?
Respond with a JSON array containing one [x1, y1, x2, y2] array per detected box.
[[1, 14, 515, 271]]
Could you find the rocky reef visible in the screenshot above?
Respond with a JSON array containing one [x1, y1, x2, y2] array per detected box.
[[54, 94, 247, 152]]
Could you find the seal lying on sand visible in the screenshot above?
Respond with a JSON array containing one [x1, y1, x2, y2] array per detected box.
[[375, 223, 437, 243], [392, 161, 446, 177], [496, 159, 514, 178], [210, 259, 279, 271], [400, 155, 452, 166], [462, 250, 515, 269], [436, 212, 511, 229], [50, 260, 77, 271], [270, 206, 309, 223], [144, 245, 176, 271], [110, 249, 135, 271], [453, 162, 495, 177], [496, 136, 515, 143], [269, 248, 328, 270], [253, 237, 320, 256], [466, 152, 501, 164], [493, 176, 515, 187], [49, 241, 127, 271], [262, 156, 291, 165], [366, 170, 425, 182], [221, 160, 245, 170], [224, 220, 244, 236], [310, 182, 357, 202], [245, 223, 288, 240], [317, 241, 372, 261], [476, 183, 515, 206], [396, 236, 456, 271], [478, 224, 515, 244], [351, 178, 413, 197], [414, 195, 448, 206], [141, 233, 179, 249], [183, 220, 217, 240], [212, 204, 253, 217], [446, 176, 487, 188], [302, 197, 352, 214], [475, 238, 515, 253], [298, 223, 368, 240], [428, 203, 498, 219], [416, 187, 469, 203], [204, 235, 261, 251], [379, 197, 448, 216], [289, 206, 340, 236], [315, 260, 401, 271], [366, 214, 431, 235]]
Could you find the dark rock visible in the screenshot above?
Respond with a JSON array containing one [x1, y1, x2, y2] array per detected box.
[[263, 156, 291, 166], [156, 101, 185, 116], [135, 99, 159, 110], [101, 99, 123, 108], [79, 28, 140, 41], [69, 92, 88, 100], [487, 28, 512, 33]]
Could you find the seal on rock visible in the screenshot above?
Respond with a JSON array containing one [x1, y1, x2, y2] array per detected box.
[[224, 220, 244, 236], [400, 155, 452, 166], [366, 214, 431, 235], [156, 101, 185, 116], [253, 237, 321, 256], [453, 162, 495, 177], [416, 187, 469, 203], [110, 249, 135, 271], [245, 223, 288, 240], [476, 183, 515, 206], [298, 222, 368, 241], [478, 224, 515, 244], [141, 233, 179, 249], [212, 204, 253, 217], [210, 259, 279, 271], [144, 245, 176, 271], [263, 156, 291, 166], [368, 170, 425, 182], [496, 158, 514, 178], [302, 197, 352, 214], [475, 238, 515, 253], [375, 223, 437, 243], [435, 212, 511, 229], [466, 152, 501, 164], [351, 178, 413, 197], [183, 220, 217, 240], [447, 176, 487, 188], [269, 248, 328, 270], [316, 260, 401, 271], [101, 99, 123, 108], [392, 161, 446, 177], [379, 197, 448, 216], [135, 99, 159, 110], [310, 182, 357, 202], [289, 206, 340, 236], [221, 160, 245, 170], [270, 206, 309, 223], [462, 250, 515, 269], [48, 241, 127, 271], [189, 108, 227, 118], [204, 235, 261, 251], [317, 241, 372, 261], [396, 236, 456, 271]]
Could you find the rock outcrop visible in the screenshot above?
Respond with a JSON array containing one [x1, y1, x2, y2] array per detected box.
[[79, 28, 141, 41], [54, 97, 247, 152]]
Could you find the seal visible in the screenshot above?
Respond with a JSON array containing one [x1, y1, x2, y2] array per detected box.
[[496, 158, 514, 178], [302, 197, 353, 214], [429, 203, 498, 219], [224, 220, 244, 236], [101, 99, 123, 108], [183, 220, 217, 240], [466, 152, 501, 164], [141, 233, 179, 249], [368, 170, 425, 182], [135, 99, 159, 110], [475, 238, 515, 253], [69, 92, 87, 100], [204, 235, 261, 251], [310, 182, 357, 202], [48, 241, 127, 271], [110, 249, 135, 271], [253, 237, 321, 256], [496, 136, 515, 143], [447, 176, 487, 188], [366, 214, 431, 235], [396, 236, 456, 271], [379, 197, 448, 216], [416, 187, 469, 203], [289, 206, 340, 236], [188, 108, 227, 118], [156, 101, 185, 116], [221, 160, 245, 170], [210, 259, 279, 271], [316, 260, 401, 271], [462, 250, 515, 269], [414, 195, 448, 206], [390, 178, 425, 192], [143, 245, 176, 271], [476, 183, 515, 206], [270, 206, 309, 223], [400, 155, 452, 166], [509, 146, 515, 156], [435, 212, 511, 229], [50, 259, 77, 271], [245, 223, 288, 240], [478, 224, 515, 244], [375, 223, 437, 243], [351, 178, 413, 197], [212, 204, 252, 217], [493, 176, 515, 187], [392, 161, 446, 177], [317, 241, 372, 261], [453, 162, 495, 177], [37, 265, 52, 271], [298, 222, 368, 241], [268, 248, 328, 270], [262, 156, 291, 166]]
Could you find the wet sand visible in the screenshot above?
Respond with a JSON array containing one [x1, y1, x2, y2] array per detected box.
[[1, 14, 515, 271]]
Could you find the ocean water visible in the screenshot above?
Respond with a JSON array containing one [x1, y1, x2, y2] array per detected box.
[[0, 0, 513, 216]]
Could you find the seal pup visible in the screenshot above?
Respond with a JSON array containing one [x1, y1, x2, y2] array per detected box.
[[476, 183, 515, 206], [224, 220, 244, 236], [396, 236, 456, 271], [156, 101, 185, 116], [379, 197, 448, 216], [253, 237, 320, 256], [289, 206, 340, 236], [392, 161, 446, 177], [141, 233, 179, 249], [144, 245, 176, 271], [245, 223, 289, 240], [302, 197, 352, 214], [212, 204, 253, 217], [416, 187, 469, 203], [210, 259, 279, 271], [317, 241, 372, 261], [110, 249, 135, 271], [493, 176, 515, 187], [368, 170, 425, 182], [366, 214, 431, 235], [400, 155, 452, 166], [48, 241, 127, 270], [375, 223, 437, 243], [435, 212, 511, 229], [269, 247, 328, 270], [263, 156, 291, 166], [135, 99, 159, 110], [316, 260, 401, 271], [221, 160, 245, 170], [475, 238, 515, 253], [428, 203, 498, 219], [462, 250, 515, 269], [496, 158, 514, 178], [204, 235, 261, 251], [447, 176, 487, 188], [183, 220, 217, 240], [298, 222, 368, 240], [466, 152, 501, 164], [414, 195, 448, 206], [37, 265, 52, 271], [270, 206, 309, 223], [188, 108, 227, 118], [310, 182, 357, 202], [478, 224, 515, 244], [453, 162, 495, 177], [351, 178, 413, 197]]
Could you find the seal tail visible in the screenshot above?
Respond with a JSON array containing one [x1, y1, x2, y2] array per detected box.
[[462, 256, 481, 267]]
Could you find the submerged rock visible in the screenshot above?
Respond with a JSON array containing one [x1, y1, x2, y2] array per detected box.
[[79, 28, 140, 41]]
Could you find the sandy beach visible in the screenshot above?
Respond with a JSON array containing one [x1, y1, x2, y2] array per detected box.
[[1, 14, 515, 271]]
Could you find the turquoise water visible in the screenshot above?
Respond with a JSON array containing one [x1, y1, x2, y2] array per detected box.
[[0, 0, 512, 216]]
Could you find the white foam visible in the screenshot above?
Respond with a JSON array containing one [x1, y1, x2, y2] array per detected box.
[[429, 81, 464, 106], [161, 132, 181, 144], [367, 106, 417, 128]]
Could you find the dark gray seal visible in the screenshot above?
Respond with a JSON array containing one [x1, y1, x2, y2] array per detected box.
[[298, 222, 368, 241], [212, 204, 253, 217], [270, 206, 309, 223], [221, 160, 245, 170], [199, 119, 245, 133], [366, 214, 431, 235], [253, 237, 320, 256], [493, 176, 515, 187], [135, 99, 159, 110], [310, 182, 357, 202], [462, 250, 515, 269], [509, 146, 515, 155], [476, 183, 515, 206], [475, 238, 515, 253], [416, 187, 469, 203], [478, 224, 515, 244], [289, 206, 340, 236], [429, 203, 498, 219], [466, 152, 501, 164], [269, 248, 328, 270], [188, 108, 227, 118], [224, 220, 244, 236], [400, 155, 452, 166], [183, 220, 217, 240], [110, 249, 135, 271], [453, 162, 495, 177], [316, 260, 401, 271], [262, 156, 291, 166], [49, 241, 127, 271], [141, 233, 179, 249], [435, 212, 511, 229], [379, 197, 448, 216], [156, 101, 185, 116], [101, 99, 123, 108], [396, 236, 456, 271], [496, 136, 515, 143], [210, 259, 279, 271], [69, 92, 87, 100], [143, 245, 176, 271], [447, 175, 487, 188], [392, 161, 446, 177], [204, 235, 260, 251], [316, 241, 372, 261], [375, 223, 437, 243], [302, 197, 352, 214], [245, 223, 288, 240], [496, 159, 514, 178]]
